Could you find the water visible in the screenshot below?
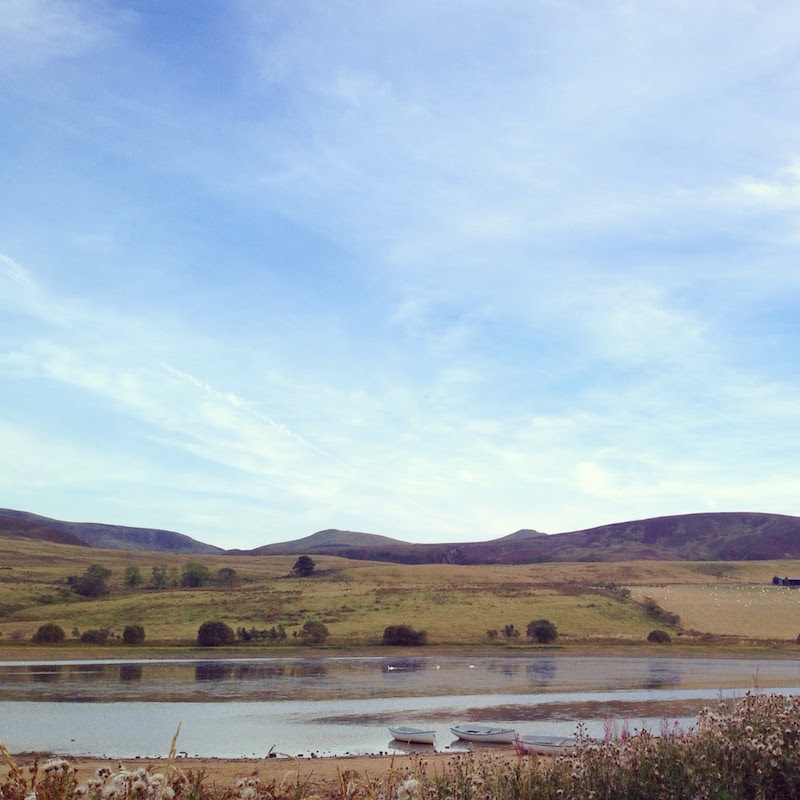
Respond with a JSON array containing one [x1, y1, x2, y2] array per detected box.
[[1, 655, 798, 758]]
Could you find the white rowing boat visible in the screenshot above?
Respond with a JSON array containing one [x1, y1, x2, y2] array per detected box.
[[389, 725, 436, 745], [450, 724, 517, 744], [516, 735, 578, 755]]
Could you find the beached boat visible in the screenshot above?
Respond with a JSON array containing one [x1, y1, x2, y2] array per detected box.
[[389, 725, 436, 745], [450, 724, 517, 743], [516, 735, 578, 755]]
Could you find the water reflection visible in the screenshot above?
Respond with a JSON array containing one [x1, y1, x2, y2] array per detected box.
[[195, 662, 234, 682], [287, 662, 328, 678], [73, 663, 107, 680], [487, 660, 519, 677], [234, 663, 286, 681], [645, 660, 681, 690], [119, 664, 143, 682], [526, 658, 557, 686], [28, 664, 62, 683]]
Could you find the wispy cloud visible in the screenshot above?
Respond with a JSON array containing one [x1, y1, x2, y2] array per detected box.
[[2, 2, 800, 545]]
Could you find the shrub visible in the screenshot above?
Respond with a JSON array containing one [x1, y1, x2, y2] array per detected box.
[[181, 562, 211, 588], [383, 624, 427, 646], [217, 567, 237, 586], [503, 624, 520, 638], [292, 555, 316, 577], [298, 619, 329, 645], [80, 628, 110, 645], [647, 628, 672, 643], [642, 596, 680, 626], [197, 620, 236, 647], [68, 573, 108, 598], [122, 624, 146, 645], [526, 618, 558, 643], [32, 623, 66, 644]]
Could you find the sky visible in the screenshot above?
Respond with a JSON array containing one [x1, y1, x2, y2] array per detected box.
[[2, 1, 800, 550]]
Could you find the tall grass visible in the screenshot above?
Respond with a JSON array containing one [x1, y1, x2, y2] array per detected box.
[[4, 692, 800, 799]]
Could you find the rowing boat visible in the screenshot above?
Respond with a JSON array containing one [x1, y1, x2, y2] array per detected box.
[[450, 724, 516, 743]]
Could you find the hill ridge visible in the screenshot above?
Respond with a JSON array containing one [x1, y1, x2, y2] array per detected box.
[[2, 509, 799, 562]]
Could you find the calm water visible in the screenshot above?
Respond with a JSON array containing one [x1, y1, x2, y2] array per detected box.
[[1, 655, 798, 758]]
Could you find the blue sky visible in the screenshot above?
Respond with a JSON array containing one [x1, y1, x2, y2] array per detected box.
[[2, 1, 800, 550]]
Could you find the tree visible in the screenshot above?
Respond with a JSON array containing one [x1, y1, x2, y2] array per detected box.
[[298, 620, 329, 645], [217, 567, 238, 586], [647, 629, 671, 644], [32, 623, 66, 644], [503, 624, 520, 639], [80, 628, 110, 644], [292, 556, 316, 577], [87, 563, 112, 582], [122, 624, 146, 645], [383, 625, 427, 646], [526, 618, 558, 644], [69, 568, 109, 598], [123, 566, 144, 588], [181, 562, 210, 588], [150, 565, 169, 589], [197, 621, 236, 647]]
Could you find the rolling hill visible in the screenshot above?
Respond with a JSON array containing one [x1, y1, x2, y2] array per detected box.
[[1, 508, 799, 563], [234, 512, 800, 564], [0, 509, 222, 554]]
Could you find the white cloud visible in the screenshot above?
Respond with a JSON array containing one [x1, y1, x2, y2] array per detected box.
[[0, 0, 113, 68]]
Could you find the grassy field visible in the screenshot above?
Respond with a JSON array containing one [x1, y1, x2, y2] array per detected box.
[[2, 535, 800, 651]]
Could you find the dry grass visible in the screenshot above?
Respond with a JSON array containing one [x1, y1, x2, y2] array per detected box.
[[2, 535, 800, 648]]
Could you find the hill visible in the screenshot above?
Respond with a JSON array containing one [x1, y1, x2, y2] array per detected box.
[[240, 528, 410, 555], [236, 512, 800, 564], [0, 509, 222, 554], [1, 509, 798, 563]]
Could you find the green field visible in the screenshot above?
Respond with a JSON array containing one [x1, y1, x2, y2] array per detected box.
[[2, 535, 800, 652]]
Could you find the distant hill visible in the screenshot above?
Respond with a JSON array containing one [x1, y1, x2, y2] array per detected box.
[[240, 528, 410, 556], [3, 508, 799, 563], [236, 512, 800, 564], [0, 509, 222, 554], [0, 513, 90, 547]]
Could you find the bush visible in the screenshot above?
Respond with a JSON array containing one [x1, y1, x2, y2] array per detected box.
[[217, 567, 237, 586], [383, 624, 427, 646], [181, 562, 210, 588], [80, 628, 110, 645], [32, 623, 66, 644], [197, 620, 236, 647], [292, 555, 316, 577], [647, 629, 672, 643], [122, 624, 145, 645], [68, 573, 108, 598], [642, 596, 680, 626], [526, 618, 558, 643], [298, 620, 329, 645]]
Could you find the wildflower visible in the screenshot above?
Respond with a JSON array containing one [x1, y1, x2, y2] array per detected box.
[[397, 776, 420, 800]]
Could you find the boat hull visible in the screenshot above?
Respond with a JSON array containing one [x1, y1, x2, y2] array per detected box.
[[517, 736, 577, 755], [389, 726, 436, 745], [450, 725, 516, 744]]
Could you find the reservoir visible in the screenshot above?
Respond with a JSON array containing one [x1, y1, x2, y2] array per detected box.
[[1, 654, 798, 758]]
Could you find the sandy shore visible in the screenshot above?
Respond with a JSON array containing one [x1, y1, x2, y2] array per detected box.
[[3, 749, 519, 790]]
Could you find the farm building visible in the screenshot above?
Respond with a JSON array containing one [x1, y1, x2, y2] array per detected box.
[[772, 576, 800, 587]]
